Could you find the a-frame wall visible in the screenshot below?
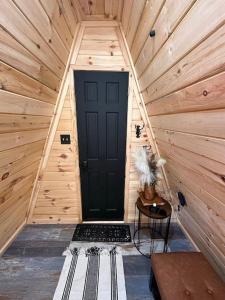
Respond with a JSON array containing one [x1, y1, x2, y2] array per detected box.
[[0, 0, 79, 254], [28, 21, 169, 224], [122, 0, 225, 279]]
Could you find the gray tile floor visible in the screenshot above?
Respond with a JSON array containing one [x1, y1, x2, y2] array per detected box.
[[0, 223, 195, 300]]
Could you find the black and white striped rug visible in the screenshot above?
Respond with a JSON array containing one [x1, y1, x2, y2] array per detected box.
[[53, 246, 127, 300]]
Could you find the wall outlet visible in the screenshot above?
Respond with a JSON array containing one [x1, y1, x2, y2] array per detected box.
[[60, 134, 71, 144]]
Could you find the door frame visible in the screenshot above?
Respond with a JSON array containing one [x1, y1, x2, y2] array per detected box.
[[70, 66, 133, 223]]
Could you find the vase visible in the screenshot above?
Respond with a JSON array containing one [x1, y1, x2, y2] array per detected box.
[[144, 184, 156, 200]]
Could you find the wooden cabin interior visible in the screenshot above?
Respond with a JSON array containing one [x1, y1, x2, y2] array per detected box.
[[0, 0, 225, 299]]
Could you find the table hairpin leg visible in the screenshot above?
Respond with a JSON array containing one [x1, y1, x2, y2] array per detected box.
[[159, 220, 163, 236], [138, 207, 141, 244], [150, 219, 157, 254], [163, 215, 171, 252], [133, 202, 141, 249], [150, 219, 153, 254], [133, 203, 137, 238]]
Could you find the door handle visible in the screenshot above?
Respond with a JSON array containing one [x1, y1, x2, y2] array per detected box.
[[80, 160, 88, 170]]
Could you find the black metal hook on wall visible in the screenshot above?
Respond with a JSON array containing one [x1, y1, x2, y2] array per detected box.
[[135, 124, 145, 138], [149, 30, 156, 37]]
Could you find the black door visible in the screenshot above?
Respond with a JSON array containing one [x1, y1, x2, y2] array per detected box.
[[74, 71, 129, 221]]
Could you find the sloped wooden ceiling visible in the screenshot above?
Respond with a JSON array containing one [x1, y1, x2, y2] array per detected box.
[[74, 0, 124, 20], [122, 0, 225, 278], [0, 0, 80, 252]]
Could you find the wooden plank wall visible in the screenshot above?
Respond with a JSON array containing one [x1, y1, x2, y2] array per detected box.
[[0, 0, 79, 252], [31, 88, 80, 224], [74, 0, 124, 21], [122, 0, 225, 278], [30, 22, 164, 224]]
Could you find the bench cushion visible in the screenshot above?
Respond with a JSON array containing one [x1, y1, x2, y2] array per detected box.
[[151, 252, 225, 300]]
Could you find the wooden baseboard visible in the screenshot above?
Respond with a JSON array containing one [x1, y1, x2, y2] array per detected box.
[[27, 218, 80, 224], [177, 218, 200, 251], [0, 221, 26, 256]]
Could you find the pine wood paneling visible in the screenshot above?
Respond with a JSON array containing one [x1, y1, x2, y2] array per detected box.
[[75, 26, 126, 69], [0, 27, 60, 91], [153, 127, 225, 165], [158, 141, 225, 213], [82, 27, 118, 40], [169, 179, 225, 256], [124, 0, 146, 48], [123, 0, 225, 278], [127, 94, 154, 221], [180, 211, 225, 279], [131, 0, 164, 63], [78, 0, 105, 15], [31, 88, 80, 223], [0, 0, 65, 79], [0, 90, 54, 116], [151, 109, 225, 138], [0, 177, 33, 217], [79, 40, 122, 55], [144, 24, 225, 102], [0, 129, 47, 153], [0, 141, 45, 180], [58, 0, 78, 35], [76, 54, 125, 66], [13, 0, 69, 64], [39, 0, 73, 50], [0, 114, 51, 133], [75, 0, 124, 21], [122, 0, 134, 33], [146, 71, 225, 116], [139, 0, 225, 92], [0, 62, 57, 104], [134, 0, 195, 75], [0, 0, 79, 252]]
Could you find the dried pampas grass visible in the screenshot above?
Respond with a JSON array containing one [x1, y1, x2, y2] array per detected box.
[[133, 148, 166, 187], [132, 148, 155, 186], [156, 158, 166, 168]]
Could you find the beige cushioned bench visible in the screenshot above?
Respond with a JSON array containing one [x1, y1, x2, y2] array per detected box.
[[151, 252, 225, 300]]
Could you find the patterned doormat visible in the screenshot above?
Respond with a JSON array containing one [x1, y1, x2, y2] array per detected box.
[[53, 246, 127, 300], [72, 224, 131, 242]]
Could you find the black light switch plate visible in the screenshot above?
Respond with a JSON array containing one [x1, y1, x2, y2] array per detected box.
[[60, 134, 71, 144]]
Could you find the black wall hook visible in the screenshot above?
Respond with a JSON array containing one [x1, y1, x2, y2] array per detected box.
[[149, 30, 156, 37], [135, 124, 144, 138]]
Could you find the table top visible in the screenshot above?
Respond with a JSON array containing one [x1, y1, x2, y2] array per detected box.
[[136, 197, 172, 219]]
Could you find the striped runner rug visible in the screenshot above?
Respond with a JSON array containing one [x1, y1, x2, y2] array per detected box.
[[53, 246, 127, 300]]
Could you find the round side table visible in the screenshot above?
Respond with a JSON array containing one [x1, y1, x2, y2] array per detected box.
[[133, 197, 172, 257]]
